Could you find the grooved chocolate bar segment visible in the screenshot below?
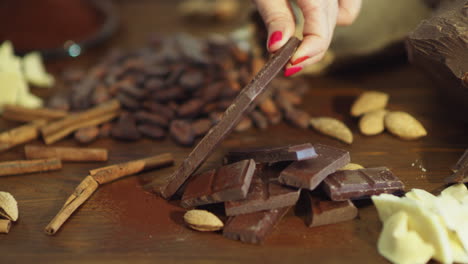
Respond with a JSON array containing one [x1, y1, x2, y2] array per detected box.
[[223, 207, 290, 244], [224, 143, 317, 164], [446, 149, 468, 183], [225, 164, 300, 216], [278, 144, 350, 190], [322, 167, 404, 201], [180, 159, 256, 208], [304, 193, 358, 227], [153, 37, 301, 198]]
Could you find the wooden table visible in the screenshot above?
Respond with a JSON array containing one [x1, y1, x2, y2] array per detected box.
[[1, 1, 467, 263]]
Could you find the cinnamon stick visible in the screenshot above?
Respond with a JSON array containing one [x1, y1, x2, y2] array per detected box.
[[24, 145, 108, 162], [90, 153, 174, 184], [41, 100, 120, 144], [44, 176, 98, 235], [0, 219, 11, 233], [0, 158, 62, 176], [0, 119, 47, 152], [44, 153, 174, 235], [2, 105, 68, 122]]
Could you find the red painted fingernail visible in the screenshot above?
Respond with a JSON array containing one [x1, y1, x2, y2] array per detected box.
[[284, 66, 303, 77], [292, 56, 310, 65], [268, 31, 283, 49]]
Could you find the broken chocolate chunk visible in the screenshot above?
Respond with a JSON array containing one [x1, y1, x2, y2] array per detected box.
[[225, 143, 317, 164], [225, 164, 300, 216], [223, 207, 290, 244], [303, 192, 358, 227], [181, 159, 256, 208], [322, 167, 404, 201], [279, 144, 350, 190]]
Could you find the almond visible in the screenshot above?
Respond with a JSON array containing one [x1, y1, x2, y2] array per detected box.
[[184, 209, 223, 232], [339, 163, 364, 171], [309, 117, 353, 144], [359, 109, 387, 136], [0, 192, 18, 221], [384, 111, 427, 140], [351, 91, 389, 117]]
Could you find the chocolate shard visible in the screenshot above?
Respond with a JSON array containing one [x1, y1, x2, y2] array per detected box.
[[224, 143, 317, 164], [322, 167, 404, 201], [180, 159, 256, 208], [278, 144, 350, 190], [225, 164, 300, 216], [223, 206, 290, 244], [150, 37, 301, 198], [303, 192, 358, 227], [445, 148, 468, 183]]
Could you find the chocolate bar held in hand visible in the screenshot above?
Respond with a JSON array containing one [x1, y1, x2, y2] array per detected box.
[[180, 159, 256, 208], [223, 207, 290, 244], [445, 149, 468, 183], [224, 143, 317, 164], [322, 167, 404, 201], [303, 192, 358, 227], [278, 144, 350, 190], [152, 37, 301, 199], [225, 164, 300, 216]]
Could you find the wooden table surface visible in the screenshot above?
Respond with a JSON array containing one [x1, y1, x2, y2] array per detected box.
[[1, 1, 467, 263]]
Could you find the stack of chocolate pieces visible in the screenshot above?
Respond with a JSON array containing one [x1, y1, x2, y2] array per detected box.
[[180, 143, 405, 244]]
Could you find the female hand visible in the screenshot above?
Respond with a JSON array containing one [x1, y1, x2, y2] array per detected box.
[[253, 0, 362, 76]]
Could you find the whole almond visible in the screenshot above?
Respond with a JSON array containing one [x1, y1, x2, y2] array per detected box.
[[339, 163, 364, 171], [309, 117, 353, 144], [184, 209, 223, 232], [359, 109, 387, 136], [351, 91, 389, 117], [0, 192, 18, 221], [384, 111, 427, 140]]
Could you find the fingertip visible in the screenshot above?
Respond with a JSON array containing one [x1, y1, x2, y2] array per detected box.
[[284, 65, 303, 77], [267, 31, 284, 52]]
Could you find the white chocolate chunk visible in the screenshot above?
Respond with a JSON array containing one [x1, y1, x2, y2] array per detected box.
[[378, 211, 434, 264], [372, 194, 453, 264], [441, 184, 468, 204], [0, 71, 20, 110], [22, 52, 54, 88]]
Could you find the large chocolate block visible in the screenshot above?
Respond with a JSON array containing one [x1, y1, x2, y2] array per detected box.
[[223, 207, 290, 244], [225, 164, 300, 216], [224, 143, 317, 164], [180, 159, 256, 208], [406, 0, 468, 113], [322, 167, 404, 201], [278, 144, 350, 190]]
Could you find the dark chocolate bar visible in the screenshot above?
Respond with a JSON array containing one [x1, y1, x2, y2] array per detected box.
[[180, 159, 256, 208], [225, 164, 300, 216], [303, 192, 358, 227], [446, 149, 468, 183], [224, 143, 317, 164], [223, 206, 290, 244], [322, 167, 404, 201], [278, 144, 350, 190], [151, 37, 301, 198]]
